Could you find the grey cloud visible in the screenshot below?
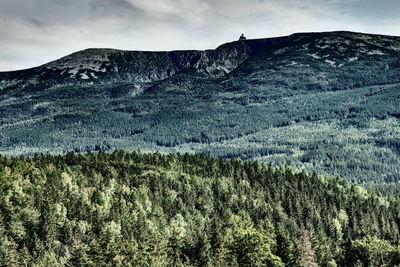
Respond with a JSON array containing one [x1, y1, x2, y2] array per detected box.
[[89, 0, 143, 15], [25, 17, 49, 29], [344, 0, 400, 21]]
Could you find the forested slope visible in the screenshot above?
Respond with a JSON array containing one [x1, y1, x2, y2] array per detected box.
[[1, 31, 400, 184], [1, 151, 400, 266]]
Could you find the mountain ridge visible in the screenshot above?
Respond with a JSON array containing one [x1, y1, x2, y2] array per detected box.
[[1, 30, 400, 93], [2, 30, 399, 72], [0, 36, 285, 93]]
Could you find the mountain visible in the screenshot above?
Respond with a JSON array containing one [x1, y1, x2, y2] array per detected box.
[[0, 31, 400, 184], [0, 37, 283, 92], [2, 151, 400, 266]]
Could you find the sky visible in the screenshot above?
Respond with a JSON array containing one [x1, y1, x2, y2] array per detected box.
[[1, 0, 400, 71]]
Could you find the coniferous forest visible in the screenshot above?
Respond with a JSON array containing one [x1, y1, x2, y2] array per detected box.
[[1, 150, 400, 266]]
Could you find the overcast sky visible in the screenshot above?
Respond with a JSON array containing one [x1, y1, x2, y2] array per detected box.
[[1, 0, 399, 71]]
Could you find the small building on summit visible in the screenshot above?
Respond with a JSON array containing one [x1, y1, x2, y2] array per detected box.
[[239, 33, 246, 41]]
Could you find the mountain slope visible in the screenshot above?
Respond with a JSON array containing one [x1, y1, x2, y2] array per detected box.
[[229, 31, 400, 92], [0, 31, 399, 184]]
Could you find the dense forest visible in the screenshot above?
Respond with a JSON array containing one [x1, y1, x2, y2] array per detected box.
[[1, 150, 400, 266]]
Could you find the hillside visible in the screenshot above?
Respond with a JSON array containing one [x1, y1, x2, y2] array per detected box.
[[0, 31, 399, 184], [1, 151, 400, 266]]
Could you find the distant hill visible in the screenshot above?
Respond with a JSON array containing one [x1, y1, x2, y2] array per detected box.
[[0, 31, 399, 184]]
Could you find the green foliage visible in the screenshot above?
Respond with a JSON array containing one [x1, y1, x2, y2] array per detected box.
[[229, 227, 283, 266], [1, 151, 400, 266], [347, 236, 400, 266]]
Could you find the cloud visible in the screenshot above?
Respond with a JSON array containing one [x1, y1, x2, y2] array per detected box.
[[344, 0, 400, 21], [24, 17, 49, 29], [0, 0, 399, 71]]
